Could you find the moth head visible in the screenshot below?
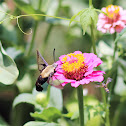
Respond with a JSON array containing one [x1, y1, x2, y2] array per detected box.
[[52, 63, 58, 68]]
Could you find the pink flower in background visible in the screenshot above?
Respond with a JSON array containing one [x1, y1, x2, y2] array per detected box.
[[97, 5, 126, 34], [53, 51, 105, 88]]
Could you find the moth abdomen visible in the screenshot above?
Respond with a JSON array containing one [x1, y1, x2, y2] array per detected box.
[[35, 75, 48, 91], [38, 75, 48, 84], [36, 83, 43, 91]]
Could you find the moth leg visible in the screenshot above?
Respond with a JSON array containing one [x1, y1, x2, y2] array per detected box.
[[54, 75, 61, 83], [47, 72, 54, 83], [47, 72, 61, 86], [50, 72, 54, 77], [50, 73, 61, 86]]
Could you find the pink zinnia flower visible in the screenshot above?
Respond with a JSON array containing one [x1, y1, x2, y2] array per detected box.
[[53, 51, 105, 88], [97, 5, 126, 34]]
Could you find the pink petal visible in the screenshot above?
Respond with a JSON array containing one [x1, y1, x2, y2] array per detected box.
[[101, 8, 106, 12], [97, 5, 126, 34], [113, 21, 125, 27], [85, 71, 105, 82], [74, 51, 82, 54], [84, 53, 103, 68], [109, 27, 115, 34], [104, 24, 112, 29], [53, 51, 105, 88], [59, 55, 66, 62], [71, 81, 80, 88]]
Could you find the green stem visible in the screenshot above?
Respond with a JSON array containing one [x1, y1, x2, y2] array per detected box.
[[113, 32, 117, 61], [105, 102, 110, 126], [90, 21, 97, 55], [104, 33, 117, 126], [77, 85, 84, 126], [26, 21, 38, 56], [15, 14, 76, 22], [101, 88, 110, 126], [89, 0, 92, 7], [107, 65, 117, 126], [109, 32, 117, 106], [47, 85, 51, 102], [109, 33, 117, 95]]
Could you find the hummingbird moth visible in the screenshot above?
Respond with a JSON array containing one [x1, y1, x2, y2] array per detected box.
[[35, 49, 59, 91]]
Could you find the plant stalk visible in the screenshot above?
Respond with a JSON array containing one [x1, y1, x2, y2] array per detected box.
[[77, 85, 84, 126], [101, 88, 110, 126], [105, 32, 117, 126], [90, 20, 97, 55], [113, 32, 117, 61], [26, 21, 38, 56], [89, 0, 92, 7]]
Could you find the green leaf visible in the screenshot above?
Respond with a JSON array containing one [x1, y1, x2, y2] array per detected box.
[[69, 7, 98, 34], [6, 47, 22, 59], [14, 0, 43, 20], [118, 58, 126, 84], [30, 107, 61, 122], [13, 93, 36, 108], [80, 8, 98, 34], [71, 108, 89, 124], [48, 86, 63, 111], [114, 66, 126, 96], [0, 116, 9, 126], [71, 111, 79, 120], [23, 121, 60, 126], [98, 40, 113, 56], [16, 74, 33, 93], [0, 42, 19, 85], [69, 9, 84, 26], [63, 112, 73, 118]]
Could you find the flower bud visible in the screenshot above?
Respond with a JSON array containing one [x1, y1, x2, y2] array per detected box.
[[36, 93, 47, 106]]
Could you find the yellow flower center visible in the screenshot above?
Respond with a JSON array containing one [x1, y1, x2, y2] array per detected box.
[[61, 53, 85, 72], [106, 5, 120, 19], [61, 53, 88, 81]]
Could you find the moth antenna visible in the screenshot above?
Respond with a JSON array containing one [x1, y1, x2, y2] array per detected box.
[[53, 48, 56, 62]]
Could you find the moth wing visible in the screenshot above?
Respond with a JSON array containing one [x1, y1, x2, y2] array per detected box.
[[37, 50, 48, 72], [106, 77, 112, 86], [48, 76, 64, 89]]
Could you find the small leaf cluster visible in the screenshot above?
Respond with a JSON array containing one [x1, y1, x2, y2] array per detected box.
[[70, 6, 98, 34]]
